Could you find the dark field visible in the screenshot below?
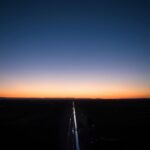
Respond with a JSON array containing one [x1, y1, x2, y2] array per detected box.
[[0, 98, 150, 150]]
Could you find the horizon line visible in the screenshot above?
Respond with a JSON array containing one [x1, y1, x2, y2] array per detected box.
[[0, 96, 150, 100]]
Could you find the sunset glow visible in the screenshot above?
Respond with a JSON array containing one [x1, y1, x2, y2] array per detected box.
[[0, 74, 150, 98]]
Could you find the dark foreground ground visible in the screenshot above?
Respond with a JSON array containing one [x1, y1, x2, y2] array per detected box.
[[0, 98, 150, 150]]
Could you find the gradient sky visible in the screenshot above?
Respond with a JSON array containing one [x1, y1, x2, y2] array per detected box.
[[0, 0, 150, 98]]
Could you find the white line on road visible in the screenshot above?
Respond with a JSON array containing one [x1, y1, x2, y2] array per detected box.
[[72, 101, 80, 150]]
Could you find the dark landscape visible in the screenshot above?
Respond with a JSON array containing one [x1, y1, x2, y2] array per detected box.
[[0, 98, 150, 150]]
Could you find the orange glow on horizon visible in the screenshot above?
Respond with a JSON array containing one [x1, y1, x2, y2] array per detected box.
[[0, 82, 150, 99], [1, 73, 150, 99]]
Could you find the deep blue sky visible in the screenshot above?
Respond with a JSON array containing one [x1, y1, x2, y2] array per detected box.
[[0, 0, 150, 98]]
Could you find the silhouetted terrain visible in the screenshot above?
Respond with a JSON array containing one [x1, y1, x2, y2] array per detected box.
[[0, 98, 150, 150], [76, 99, 150, 150], [0, 98, 72, 150]]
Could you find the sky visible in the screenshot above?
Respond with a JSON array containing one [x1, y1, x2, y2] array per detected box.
[[0, 0, 150, 98]]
